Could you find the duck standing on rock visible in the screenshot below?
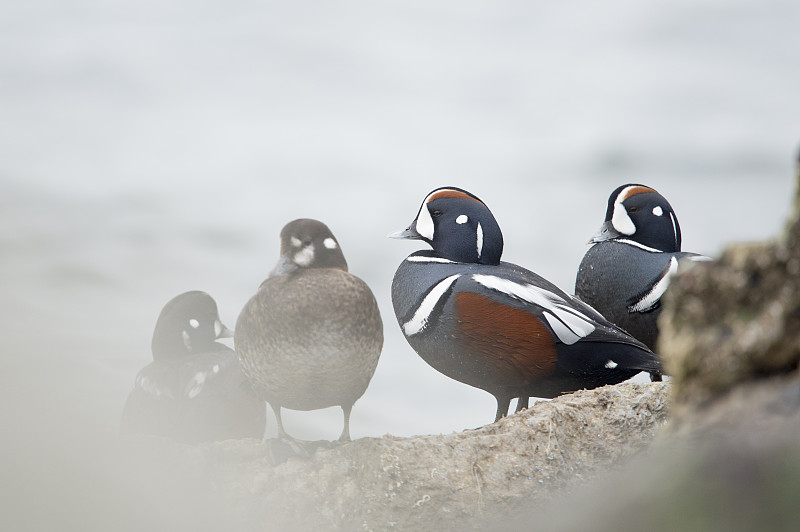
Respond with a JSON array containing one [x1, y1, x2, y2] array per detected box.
[[235, 219, 383, 442], [575, 184, 711, 380], [121, 291, 266, 443], [390, 187, 661, 422]]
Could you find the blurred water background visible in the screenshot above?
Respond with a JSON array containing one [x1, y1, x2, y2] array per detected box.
[[1, 0, 799, 528]]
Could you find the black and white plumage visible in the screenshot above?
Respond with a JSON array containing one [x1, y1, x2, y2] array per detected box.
[[121, 291, 266, 443], [390, 187, 661, 423], [235, 219, 383, 442], [575, 184, 711, 379]]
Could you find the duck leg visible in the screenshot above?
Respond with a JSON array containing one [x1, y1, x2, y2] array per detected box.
[[338, 404, 353, 442], [494, 395, 511, 422], [515, 396, 529, 412], [270, 402, 292, 440]]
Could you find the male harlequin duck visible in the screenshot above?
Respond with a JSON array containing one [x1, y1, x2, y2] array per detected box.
[[235, 219, 383, 442], [121, 291, 266, 443], [390, 187, 661, 422], [575, 184, 711, 380]]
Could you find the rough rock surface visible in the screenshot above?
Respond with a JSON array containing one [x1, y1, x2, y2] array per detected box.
[[658, 159, 800, 408], [165, 382, 668, 531]]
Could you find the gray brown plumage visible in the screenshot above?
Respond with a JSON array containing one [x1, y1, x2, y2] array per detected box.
[[235, 219, 383, 441]]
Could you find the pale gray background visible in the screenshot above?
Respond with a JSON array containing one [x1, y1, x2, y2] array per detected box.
[[1, 2, 798, 525]]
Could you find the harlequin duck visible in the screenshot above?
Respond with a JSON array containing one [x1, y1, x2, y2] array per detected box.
[[390, 187, 661, 422], [235, 219, 383, 442], [575, 184, 711, 380], [121, 291, 266, 443]]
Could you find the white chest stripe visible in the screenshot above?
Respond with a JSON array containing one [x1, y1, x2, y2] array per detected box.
[[137, 375, 162, 398], [403, 274, 461, 336], [629, 257, 679, 313], [185, 371, 207, 399], [471, 274, 595, 345]]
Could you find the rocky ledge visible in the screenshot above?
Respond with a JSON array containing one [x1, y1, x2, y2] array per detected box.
[[163, 381, 668, 531], [122, 158, 800, 532]]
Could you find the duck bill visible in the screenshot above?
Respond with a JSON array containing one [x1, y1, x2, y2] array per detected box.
[[269, 255, 299, 278], [589, 220, 622, 244], [388, 224, 423, 240], [214, 319, 234, 339]]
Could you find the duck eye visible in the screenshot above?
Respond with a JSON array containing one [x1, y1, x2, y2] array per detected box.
[[431, 210, 443, 217], [628, 206, 639, 213]]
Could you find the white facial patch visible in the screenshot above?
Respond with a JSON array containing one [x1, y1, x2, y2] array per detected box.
[[290, 236, 302, 248], [611, 197, 637, 236], [293, 244, 315, 267], [476, 222, 484, 259], [403, 274, 461, 336], [415, 204, 435, 241], [456, 214, 468, 224], [605, 360, 618, 369], [471, 274, 596, 345], [652, 206, 663, 216], [189, 318, 200, 329], [323, 237, 338, 250], [212, 364, 221, 374]]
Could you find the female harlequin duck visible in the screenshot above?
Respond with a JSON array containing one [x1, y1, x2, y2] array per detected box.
[[235, 219, 383, 442], [121, 291, 266, 443], [390, 187, 661, 423], [575, 184, 711, 380]]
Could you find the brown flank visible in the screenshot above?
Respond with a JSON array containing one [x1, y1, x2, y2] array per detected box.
[[454, 292, 557, 386]]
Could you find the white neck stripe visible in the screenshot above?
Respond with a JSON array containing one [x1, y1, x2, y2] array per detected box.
[[476, 222, 483, 259], [406, 256, 457, 264], [616, 239, 663, 253]]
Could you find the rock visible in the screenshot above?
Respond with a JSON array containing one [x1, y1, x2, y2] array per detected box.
[[163, 382, 669, 531], [509, 372, 800, 532], [659, 156, 800, 408]]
